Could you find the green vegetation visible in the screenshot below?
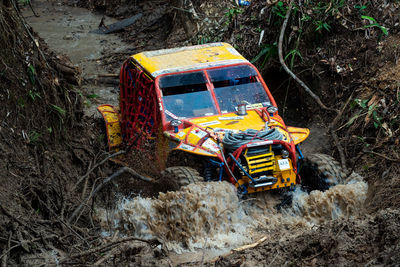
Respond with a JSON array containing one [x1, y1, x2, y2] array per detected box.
[[27, 64, 35, 85], [361, 15, 388, 36], [245, 0, 391, 71], [224, 7, 242, 25], [271, 1, 287, 18], [348, 98, 383, 129], [50, 104, 66, 117], [28, 89, 40, 101], [251, 43, 277, 68]]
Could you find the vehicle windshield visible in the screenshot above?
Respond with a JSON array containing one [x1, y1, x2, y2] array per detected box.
[[159, 71, 218, 121], [158, 65, 271, 121], [207, 65, 271, 113]]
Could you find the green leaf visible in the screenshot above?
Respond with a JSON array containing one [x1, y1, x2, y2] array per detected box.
[[360, 99, 368, 108], [379, 26, 388, 36], [372, 110, 382, 123], [346, 111, 362, 127], [51, 104, 66, 116], [354, 98, 368, 109], [87, 94, 99, 99], [28, 64, 36, 85], [361, 15, 376, 22], [251, 45, 273, 63], [354, 4, 367, 11], [364, 24, 388, 36], [367, 103, 377, 115]]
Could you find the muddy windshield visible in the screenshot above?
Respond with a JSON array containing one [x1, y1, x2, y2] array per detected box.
[[207, 65, 271, 113], [159, 71, 218, 120]]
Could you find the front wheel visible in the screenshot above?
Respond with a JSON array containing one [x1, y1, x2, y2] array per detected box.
[[163, 166, 204, 188], [300, 153, 346, 191]]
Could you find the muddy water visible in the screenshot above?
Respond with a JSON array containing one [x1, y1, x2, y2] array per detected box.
[[96, 175, 367, 264], [23, 0, 128, 116]]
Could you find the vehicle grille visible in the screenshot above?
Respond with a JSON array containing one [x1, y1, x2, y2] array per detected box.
[[244, 149, 275, 174]]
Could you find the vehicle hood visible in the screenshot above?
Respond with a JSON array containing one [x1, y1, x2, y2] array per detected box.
[[165, 110, 309, 157]]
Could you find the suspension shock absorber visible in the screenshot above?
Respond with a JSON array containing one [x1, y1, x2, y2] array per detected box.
[[204, 158, 225, 182], [203, 160, 214, 182]]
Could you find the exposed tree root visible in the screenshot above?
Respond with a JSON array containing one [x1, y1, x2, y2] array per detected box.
[[329, 93, 354, 169], [61, 236, 159, 264], [69, 166, 153, 224], [278, 0, 337, 114]]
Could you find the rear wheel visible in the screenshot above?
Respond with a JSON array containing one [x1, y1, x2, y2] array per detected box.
[[300, 153, 346, 191], [163, 166, 204, 188]]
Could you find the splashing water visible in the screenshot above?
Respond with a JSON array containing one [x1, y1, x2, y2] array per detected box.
[[96, 176, 368, 253]]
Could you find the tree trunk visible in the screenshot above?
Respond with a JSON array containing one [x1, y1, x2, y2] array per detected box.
[[171, 0, 198, 36]]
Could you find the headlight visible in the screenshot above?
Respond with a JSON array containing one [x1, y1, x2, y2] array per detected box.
[[267, 106, 278, 114], [281, 149, 289, 158], [170, 119, 182, 127], [170, 119, 182, 133]]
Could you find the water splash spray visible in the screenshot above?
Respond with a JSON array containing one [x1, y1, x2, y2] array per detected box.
[[96, 176, 368, 253]]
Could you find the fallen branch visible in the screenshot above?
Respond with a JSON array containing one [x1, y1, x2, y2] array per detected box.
[[278, 0, 337, 113], [68, 166, 153, 224], [329, 93, 354, 169], [233, 236, 268, 252], [28, 1, 40, 17], [0, 235, 57, 262], [1, 232, 11, 267], [210, 236, 269, 263], [27, 189, 88, 243], [90, 14, 142, 34], [93, 247, 120, 266], [62, 236, 157, 263], [365, 150, 400, 163], [71, 150, 126, 193], [54, 62, 81, 86], [0, 204, 39, 236], [62, 150, 126, 221]]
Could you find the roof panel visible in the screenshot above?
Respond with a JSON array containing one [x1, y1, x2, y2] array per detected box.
[[131, 43, 248, 77]]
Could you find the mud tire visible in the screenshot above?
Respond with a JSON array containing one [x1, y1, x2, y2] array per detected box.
[[300, 153, 346, 191], [163, 166, 204, 187]]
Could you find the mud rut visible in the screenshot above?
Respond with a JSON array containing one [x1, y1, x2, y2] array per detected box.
[[23, 1, 371, 265], [23, 0, 125, 117]]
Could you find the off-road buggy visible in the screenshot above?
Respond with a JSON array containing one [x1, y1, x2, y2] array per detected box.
[[98, 43, 345, 194]]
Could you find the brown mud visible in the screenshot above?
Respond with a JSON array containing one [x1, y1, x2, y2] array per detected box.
[[0, 0, 399, 265], [23, 0, 129, 117]]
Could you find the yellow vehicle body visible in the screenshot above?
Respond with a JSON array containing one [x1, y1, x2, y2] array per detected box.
[[132, 43, 248, 77], [98, 42, 311, 194], [161, 111, 308, 193], [97, 105, 122, 150]]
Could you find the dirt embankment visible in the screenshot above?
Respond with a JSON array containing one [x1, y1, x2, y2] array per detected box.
[[219, 0, 400, 211], [0, 2, 118, 265]]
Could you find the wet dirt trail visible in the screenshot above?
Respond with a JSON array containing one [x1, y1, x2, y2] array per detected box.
[[23, 0, 127, 116], [21, 1, 371, 265]]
